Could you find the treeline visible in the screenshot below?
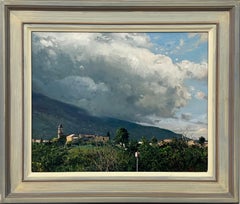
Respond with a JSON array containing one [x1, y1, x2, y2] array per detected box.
[[32, 129, 207, 172]]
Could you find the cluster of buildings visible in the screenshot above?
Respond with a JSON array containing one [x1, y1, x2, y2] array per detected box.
[[65, 133, 109, 145], [32, 124, 110, 145], [32, 124, 207, 147], [158, 138, 208, 147]]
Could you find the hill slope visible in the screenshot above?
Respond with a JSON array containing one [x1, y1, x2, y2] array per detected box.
[[32, 92, 181, 140]]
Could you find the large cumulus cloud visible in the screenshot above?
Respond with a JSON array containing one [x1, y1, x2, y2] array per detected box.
[[32, 32, 207, 123]]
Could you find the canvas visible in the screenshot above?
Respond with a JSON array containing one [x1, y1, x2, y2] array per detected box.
[[32, 32, 208, 172]]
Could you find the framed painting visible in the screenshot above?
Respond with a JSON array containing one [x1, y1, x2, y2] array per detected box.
[[0, 0, 239, 203]]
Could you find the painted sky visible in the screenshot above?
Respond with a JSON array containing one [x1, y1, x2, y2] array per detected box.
[[32, 32, 208, 139]]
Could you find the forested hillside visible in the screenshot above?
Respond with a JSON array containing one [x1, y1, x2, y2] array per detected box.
[[32, 92, 181, 141]]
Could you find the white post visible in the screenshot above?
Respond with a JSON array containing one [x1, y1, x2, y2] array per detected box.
[[135, 151, 140, 172]]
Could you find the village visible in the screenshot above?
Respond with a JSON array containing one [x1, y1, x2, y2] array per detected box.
[[32, 124, 208, 148], [32, 124, 110, 145]]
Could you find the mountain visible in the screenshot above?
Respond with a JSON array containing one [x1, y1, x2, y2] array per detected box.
[[32, 92, 182, 140]]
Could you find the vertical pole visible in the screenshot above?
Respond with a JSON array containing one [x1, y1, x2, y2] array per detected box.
[[135, 151, 139, 172], [136, 157, 138, 172]]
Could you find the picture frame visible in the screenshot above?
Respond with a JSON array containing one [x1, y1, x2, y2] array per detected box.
[[0, 0, 239, 203]]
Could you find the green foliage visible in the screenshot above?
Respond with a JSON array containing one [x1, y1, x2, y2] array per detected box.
[[32, 132, 207, 172], [198, 136, 206, 146], [128, 139, 139, 153], [107, 131, 110, 138], [114, 128, 129, 146], [137, 138, 207, 172], [32, 143, 136, 172], [32, 142, 68, 172], [151, 136, 158, 145]]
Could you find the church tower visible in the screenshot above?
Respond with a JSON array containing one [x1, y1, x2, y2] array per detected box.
[[58, 124, 63, 138]]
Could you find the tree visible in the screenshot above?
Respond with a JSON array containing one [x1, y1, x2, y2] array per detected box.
[[140, 136, 149, 145], [198, 136, 206, 146], [106, 131, 111, 140], [114, 128, 129, 146], [128, 139, 139, 153], [151, 136, 158, 145]]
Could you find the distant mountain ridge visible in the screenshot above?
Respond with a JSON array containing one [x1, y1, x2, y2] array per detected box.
[[32, 92, 182, 140]]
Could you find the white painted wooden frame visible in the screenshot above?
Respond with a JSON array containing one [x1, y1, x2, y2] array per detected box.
[[0, 0, 239, 203]]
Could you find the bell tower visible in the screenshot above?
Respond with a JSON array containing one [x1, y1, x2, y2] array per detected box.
[[58, 124, 63, 138]]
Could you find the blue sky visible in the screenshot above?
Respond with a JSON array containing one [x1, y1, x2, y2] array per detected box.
[[143, 33, 208, 138], [148, 32, 208, 63], [32, 32, 208, 139]]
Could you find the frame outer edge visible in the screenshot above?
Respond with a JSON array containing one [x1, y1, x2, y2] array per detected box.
[[0, 0, 5, 203], [1, 0, 239, 7], [237, 2, 240, 204], [232, 1, 240, 203], [232, 2, 240, 202], [230, 1, 239, 202], [1, 0, 240, 203]]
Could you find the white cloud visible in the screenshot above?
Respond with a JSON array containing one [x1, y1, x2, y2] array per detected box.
[[194, 128, 208, 138], [44, 76, 108, 99], [188, 33, 208, 48], [111, 33, 153, 48], [188, 33, 208, 42], [177, 60, 208, 80], [137, 114, 207, 139], [176, 39, 184, 50], [40, 39, 53, 47], [179, 39, 184, 47], [195, 91, 207, 100], [32, 32, 208, 124], [181, 113, 192, 121]]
